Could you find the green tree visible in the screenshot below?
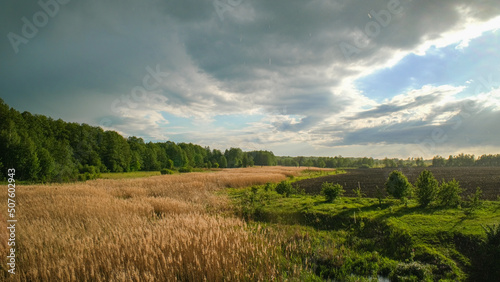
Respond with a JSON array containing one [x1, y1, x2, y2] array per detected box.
[[37, 147, 55, 182], [437, 179, 462, 207], [322, 182, 345, 202], [432, 156, 446, 167], [100, 131, 131, 172], [165, 159, 174, 170], [242, 153, 250, 167], [130, 151, 142, 171], [166, 142, 188, 168], [303, 159, 314, 168], [275, 181, 295, 197], [415, 170, 438, 207], [385, 170, 412, 199], [51, 140, 78, 181], [249, 151, 276, 166], [142, 143, 160, 171], [194, 153, 204, 168], [18, 137, 41, 181], [415, 157, 426, 167], [128, 137, 145, 171], [219, 156, 228, 168], [383, 158, 397, 168], [225, 148, 243, 168]]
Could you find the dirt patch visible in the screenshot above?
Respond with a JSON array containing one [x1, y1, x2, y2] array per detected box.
[[295, 167, 500, 200]]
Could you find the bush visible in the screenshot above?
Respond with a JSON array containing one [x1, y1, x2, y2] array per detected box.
[[160, 169, 175, 175], [468, 187, 483, 207], [353, 186, 365, 199], [264, 182, 274, 192], [77, 174, 86, 181], [483, 222, 500, 247], [165, 159, 174, 170], [464, 187, 483, 215], [415, 170, 438, 207], [275, 181, 295, 197], [478, 222, 500, 280], [178, 166, 193, 173], [390, 261, 434, 281], [321, 182, 344, 202], [437, 179, 462, 207], [385, 171, 412, 199]]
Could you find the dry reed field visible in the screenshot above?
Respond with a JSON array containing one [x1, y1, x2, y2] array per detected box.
[[0, 167, 316, 281]]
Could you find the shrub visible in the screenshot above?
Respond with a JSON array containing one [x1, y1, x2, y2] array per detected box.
[[321, 182, 344, 202], [465, 187, 483, 215], [77, 174, 86, 181], [385, 171, 412, 199], [390, 261, 434, 281], [353, 185, 365, 199], [160, 169, 175, 175], [264, 182, 274, 192], [165, 159, 174, 170], [479, 222, 500, 280], [468, 187, 483, 207], [415, 170, 438, 207], [437, 179, 462, 207], [275, 181, 295, 197], [178, 166, 193, 173], [483, 222, 500, 247]]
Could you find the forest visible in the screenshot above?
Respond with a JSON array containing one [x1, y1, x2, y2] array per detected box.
[[0, 99, 276, 182]]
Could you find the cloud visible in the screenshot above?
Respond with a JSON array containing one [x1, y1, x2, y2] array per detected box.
[[1, 0, 500, 157], [319, 86, 500, 152]]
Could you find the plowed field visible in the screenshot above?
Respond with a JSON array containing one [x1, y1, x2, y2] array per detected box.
[[295, 167, 500, 200]]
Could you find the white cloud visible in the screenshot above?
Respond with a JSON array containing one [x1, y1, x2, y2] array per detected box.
[[1, 0, 500, 158]]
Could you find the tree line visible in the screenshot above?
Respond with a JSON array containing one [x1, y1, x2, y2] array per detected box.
[[278, 154, 500, 169], [277, 156, 422, 169], [432, 154, 500, 167], [0, 99, 276, 182]]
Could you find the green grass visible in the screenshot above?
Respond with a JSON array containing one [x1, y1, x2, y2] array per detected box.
[[99, 171, 161, 179], [226, 182, 500, 281], [291, 168, 345, 181]]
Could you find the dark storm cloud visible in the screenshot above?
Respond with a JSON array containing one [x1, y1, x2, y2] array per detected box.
[[1, 0, 499, 151]]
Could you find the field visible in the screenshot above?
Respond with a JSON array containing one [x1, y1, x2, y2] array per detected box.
[[99, 171, 161, 179], [1, 166, 499, 281], [227, 167, 500, 281], [0, 167, 324, 281], [295, 167, 500, 200]]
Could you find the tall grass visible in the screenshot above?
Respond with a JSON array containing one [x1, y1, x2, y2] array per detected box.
[[0, 167, 311, 281]]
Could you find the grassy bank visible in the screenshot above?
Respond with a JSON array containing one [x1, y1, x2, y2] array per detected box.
[[227, 181, 500, 281]]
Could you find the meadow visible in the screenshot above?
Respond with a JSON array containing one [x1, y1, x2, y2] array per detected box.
[[0, 167, 329, 281], [229, 168, 500, 281], [1, 166, 499, 281]]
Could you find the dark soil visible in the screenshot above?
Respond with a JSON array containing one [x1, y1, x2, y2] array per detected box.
[[295, 167, 500, 200]]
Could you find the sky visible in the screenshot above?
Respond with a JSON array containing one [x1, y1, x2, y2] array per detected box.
[[1, 0, 500, 159]]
